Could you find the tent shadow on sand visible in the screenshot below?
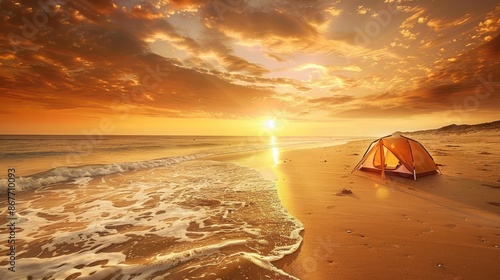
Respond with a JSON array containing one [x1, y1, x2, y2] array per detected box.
[[381, 173, 499, 217]]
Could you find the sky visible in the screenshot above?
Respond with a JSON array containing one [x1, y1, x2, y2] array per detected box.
[[0, 0, 499, 136]]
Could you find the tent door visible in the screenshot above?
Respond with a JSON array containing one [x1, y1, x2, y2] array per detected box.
[[373, 146, 400, 170]]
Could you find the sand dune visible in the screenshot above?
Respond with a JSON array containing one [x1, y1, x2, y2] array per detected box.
[[401, 120, 500, 135]]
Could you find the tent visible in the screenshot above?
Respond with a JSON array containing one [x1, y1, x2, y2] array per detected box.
[[352, 135, 440, 180]]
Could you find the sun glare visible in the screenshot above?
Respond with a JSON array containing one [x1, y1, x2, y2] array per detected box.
[[266, 119, 276, 130]]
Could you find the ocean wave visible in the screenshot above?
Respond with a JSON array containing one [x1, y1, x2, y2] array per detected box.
[[0, 137, 345, 194], [5, 160, 304, 279], [0, 143, 275, 193], [0, 153, 209, 193]]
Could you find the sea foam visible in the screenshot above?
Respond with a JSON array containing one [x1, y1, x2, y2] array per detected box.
[[1, 161, 303, 279]]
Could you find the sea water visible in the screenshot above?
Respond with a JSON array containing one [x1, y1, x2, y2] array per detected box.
[[0, 135, 347, 279]]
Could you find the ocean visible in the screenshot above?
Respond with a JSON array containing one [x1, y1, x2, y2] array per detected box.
[[0, 135, 349, 279]]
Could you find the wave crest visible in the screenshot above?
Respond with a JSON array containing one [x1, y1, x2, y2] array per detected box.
[[0, 153, 208, 193]]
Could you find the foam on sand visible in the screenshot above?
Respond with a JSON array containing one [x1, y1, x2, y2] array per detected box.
[[1, 160, 303, 279]]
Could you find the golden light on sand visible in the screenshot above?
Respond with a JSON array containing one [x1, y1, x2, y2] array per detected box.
[[375, 183, 390, 199]]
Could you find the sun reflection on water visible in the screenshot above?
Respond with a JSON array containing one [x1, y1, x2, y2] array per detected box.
[[272, 147, 280, 166], [270, 136, 280, 166], [270, 135, 277, 146]]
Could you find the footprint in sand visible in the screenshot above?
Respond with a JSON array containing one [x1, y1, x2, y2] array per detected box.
[[416, 228, 434, 237]]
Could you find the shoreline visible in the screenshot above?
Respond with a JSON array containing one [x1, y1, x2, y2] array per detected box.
[[206, 135, 500, 279]]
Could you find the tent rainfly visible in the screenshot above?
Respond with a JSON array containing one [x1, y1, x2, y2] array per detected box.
[[352, 135, 440, 180]]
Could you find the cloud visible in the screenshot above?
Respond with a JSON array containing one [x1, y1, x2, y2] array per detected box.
[[357, 5, 370, 15], [130, 3, 165, 19], [265, 52, 287, 62], [335, 34, 500, 119], [400, 29, 418, 40], [205, 10, 319, 42], [0, 0, 279, 119], [426, 14, 472, 31], [169, 0, 209, 7], [399, 6, 426, 28], [221, 54, 269, 76], [308, 95, 355, 106], [477, 5, 500, 36], [201, 0, 344, 56], [482, 33, 500, 58]]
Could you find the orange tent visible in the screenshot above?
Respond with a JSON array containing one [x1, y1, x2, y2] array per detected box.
[[352, 135, 440, 180]]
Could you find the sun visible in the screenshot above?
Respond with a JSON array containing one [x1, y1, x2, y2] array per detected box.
[[266, 119, 276, 130]]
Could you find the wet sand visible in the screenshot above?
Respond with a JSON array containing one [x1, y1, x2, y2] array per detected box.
[[207, 133, 500, 279]]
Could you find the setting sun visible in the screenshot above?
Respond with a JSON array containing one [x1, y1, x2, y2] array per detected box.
[[266, 119, 276, 130]]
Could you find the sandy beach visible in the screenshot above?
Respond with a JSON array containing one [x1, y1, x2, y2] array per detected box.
[[207, 132, 500, 279]]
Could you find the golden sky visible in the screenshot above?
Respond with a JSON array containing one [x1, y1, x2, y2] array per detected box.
[[0, 0, 499, 136]]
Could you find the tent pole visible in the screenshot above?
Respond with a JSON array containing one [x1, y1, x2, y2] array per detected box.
[[405, 137, 418, 181], [402, 134, 440, 176], [380, 140, 385, 179]]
